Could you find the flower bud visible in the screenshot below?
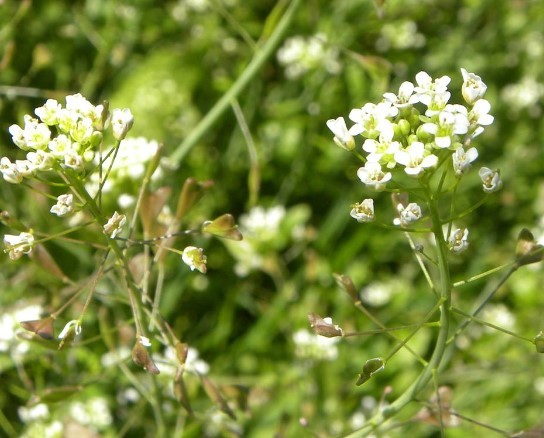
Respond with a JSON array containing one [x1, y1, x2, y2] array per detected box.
[[397, 119, 411, 137]]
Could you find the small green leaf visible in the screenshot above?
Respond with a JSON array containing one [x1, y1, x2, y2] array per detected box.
[[356, 357, 385, 386]]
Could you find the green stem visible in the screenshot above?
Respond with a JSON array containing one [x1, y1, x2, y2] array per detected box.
[[345, 192, 452, 437], [169, 0, 302, 164], [64, 172, 145, 338]]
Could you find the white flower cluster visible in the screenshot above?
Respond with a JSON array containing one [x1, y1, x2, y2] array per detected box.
[[277, 33, 341, 79], [86, 136, 162, 207], [327, 69, 497, 192], [1, 94, 133, 185]]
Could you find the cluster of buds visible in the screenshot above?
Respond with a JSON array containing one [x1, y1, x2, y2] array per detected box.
[[328, 69, 502, 253]]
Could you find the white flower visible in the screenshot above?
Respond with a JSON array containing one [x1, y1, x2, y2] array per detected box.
[[50, 194, 74, 217], [56, 107, 80, 133], [18, 403, 50, 423], [357, 161, 392, 191], [0, 157, 23, 184], [277, 33, 340, 79], [9, 115, 51, 151], [58, 320, 82, 340], [413, 71, 451, 107], [70, 117, 94, 145], [48, 134, 73, 157], [8, 124, 27, 150], [66, 93, 95, 115], [185, 347, 210, 374], [103, 211, 126, 238], [111, 108, 134, 141], [63, 149, 84, 171], [350, 199, 375, 223], [452, 147, 478, 176], [395, 202, 422, 226], [383, 81, 417, 108], [326, 117, 355, 150], [394, 142, 438, 176], [27, 149, 54, 171], [362, 121, 400, 168], [69, 397, 112, 428], [479, 167, 502, 193], [15, 159, 36, 178], [35, 99, 62, 125], [448, 228, 469, 253], [182, 246, 207, 273], [3, 232, 34, 260], [461, 68, 488, 105], [469, 99, 494, 126], [239, 205, 285, 239], [434, 108, 469, 148], [349, 102, 398, 139], [292, 329, 339, 361]]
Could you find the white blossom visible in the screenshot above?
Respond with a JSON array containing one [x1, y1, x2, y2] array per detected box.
[[349, 102, 398, 139], [413, 71, 451, 107], [111, 108, 134, 141], [448, 228, 469, 253], [0, 157, 23, 184], [293, 329, 339, 361], [469, 99, 494, 126], [362, 121, 400, 168], [479, 167, 502, 193], [326, 117, 355, 150], [9, 115, 51, 151], [395, 202, 423, 226], [182, 246, 207, 273], [461, 68, 488, 105], [35, 99, 62, 125], [50, 194, 74, 217], [3, 232, 34, 260], [394, 142, 438, 176], [350, 199, 375, 223], [452, 147, 478, 176], [357, 161, 392, 191], [103, 211, 126, 238], [383, 81, 417, 108]]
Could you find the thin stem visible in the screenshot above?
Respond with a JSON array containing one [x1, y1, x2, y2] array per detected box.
[[345, 189, 452, 437], [403, 230, 438, 297], [448, 266, 516, 342], [342, 321, 440, 337], [453, 261, 514, 287], [384, 298, 444, 362], [170, 0, 302, 164], [231, 98, 260, 208], [450, 307, 533, 343], [353, 300, 428, 366]]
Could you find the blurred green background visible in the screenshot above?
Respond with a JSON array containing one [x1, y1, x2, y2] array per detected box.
[[1, 0, 544, 436]]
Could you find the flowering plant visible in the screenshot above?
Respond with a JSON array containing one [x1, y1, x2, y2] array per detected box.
[[321, 69, 543, 435], [1, 94, 242, 388]]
